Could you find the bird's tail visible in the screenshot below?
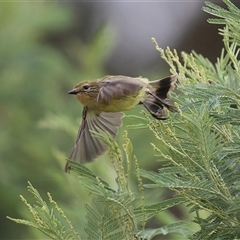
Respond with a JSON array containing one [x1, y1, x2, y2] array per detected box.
[[142, 74, 178, 120]]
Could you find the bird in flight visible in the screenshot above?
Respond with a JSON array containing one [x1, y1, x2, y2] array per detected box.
[[65, 74, 178, 172]]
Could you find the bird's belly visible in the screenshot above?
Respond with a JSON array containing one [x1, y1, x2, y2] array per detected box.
[[91, 95, 142, 112]]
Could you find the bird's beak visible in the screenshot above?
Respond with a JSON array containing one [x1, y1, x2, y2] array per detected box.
[[68, 89, 78, 95]]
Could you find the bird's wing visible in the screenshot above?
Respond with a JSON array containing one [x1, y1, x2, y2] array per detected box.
[[97, 76, 147, 103], [65, 107, 124, 172], [141, 95, 167, 120]]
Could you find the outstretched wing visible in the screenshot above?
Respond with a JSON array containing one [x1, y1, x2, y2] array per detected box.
[[142, 95, 167, 120], [97, 76, 148, 103], [65, 107, 124, 172]]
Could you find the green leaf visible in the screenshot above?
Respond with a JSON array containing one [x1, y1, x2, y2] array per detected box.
[[135, 222, 192, 239], [134, 196, 186, 221], [7, 182, 81, 240]]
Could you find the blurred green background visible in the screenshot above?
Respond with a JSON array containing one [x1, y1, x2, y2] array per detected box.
[[0, 1, 227, 239]]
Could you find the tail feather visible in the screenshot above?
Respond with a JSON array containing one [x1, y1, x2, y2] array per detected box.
[[142, 75, 178, 120], [149, 74, 177, 99]]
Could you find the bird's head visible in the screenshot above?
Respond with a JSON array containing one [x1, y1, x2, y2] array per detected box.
[[68, 80, 100, 106]]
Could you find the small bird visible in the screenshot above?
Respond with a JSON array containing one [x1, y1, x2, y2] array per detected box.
[[65, 74, 178, 172]]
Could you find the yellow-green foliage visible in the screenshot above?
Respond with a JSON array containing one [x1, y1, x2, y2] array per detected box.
[[7, 0, 240, 239]]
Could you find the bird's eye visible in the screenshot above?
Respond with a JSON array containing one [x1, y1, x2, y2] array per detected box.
[[83, 85, 89, 90]]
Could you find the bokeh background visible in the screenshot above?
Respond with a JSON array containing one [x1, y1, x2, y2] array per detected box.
[[1, 1, 238, 239]]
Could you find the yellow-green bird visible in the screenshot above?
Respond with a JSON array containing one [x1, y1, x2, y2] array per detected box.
[[66, 74, 178, 172]]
